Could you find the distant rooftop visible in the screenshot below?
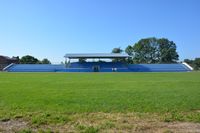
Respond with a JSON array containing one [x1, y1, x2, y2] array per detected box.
[[0, 55, 18, 60], [64, 53, 129, 59]]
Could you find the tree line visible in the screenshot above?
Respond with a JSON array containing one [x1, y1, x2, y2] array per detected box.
[[16, 55, 51, 64]]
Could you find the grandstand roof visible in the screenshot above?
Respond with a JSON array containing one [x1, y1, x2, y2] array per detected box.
[[64, 53, 129, 59]]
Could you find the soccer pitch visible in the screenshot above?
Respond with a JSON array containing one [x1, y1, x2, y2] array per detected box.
[[0, 72, 200, 132]]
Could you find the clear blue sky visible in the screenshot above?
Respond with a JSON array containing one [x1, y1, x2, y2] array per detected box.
[[0, 0, 199, 63]]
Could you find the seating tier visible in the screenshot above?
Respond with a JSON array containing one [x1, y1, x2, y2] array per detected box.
[[5, 63, 191, 72]]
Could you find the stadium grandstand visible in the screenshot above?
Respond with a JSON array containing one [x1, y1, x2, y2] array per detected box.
[[3, 53, 193, 72]]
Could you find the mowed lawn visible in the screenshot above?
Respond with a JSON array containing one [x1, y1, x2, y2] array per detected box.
[[0, 72, 200, 114], [1, 72, 200, 132]]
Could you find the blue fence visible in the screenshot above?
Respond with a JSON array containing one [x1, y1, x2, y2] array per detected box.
[[5, 62, 191, 72]]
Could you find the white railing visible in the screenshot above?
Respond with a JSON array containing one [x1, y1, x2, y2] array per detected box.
[[182, 62, 194, 71], [3, 63, 14, 71]]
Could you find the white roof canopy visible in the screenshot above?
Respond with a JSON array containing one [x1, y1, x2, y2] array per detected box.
[[64, 53, 129, 59]]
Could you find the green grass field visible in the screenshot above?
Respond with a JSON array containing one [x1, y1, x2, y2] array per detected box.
[[0, 72, 200, 132]]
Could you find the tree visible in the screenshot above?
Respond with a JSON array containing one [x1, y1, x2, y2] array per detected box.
[[132, 38, 159, 63], [12, 56, 20, 64], [184, 58, 200, 70], [125, 45, 134, 63], [125, 37, 179, 64], [20, 55, 39, 64], [41, 58, 51, 64], [184, 59, 193, 65], [157, 38, 179, 63], [194, 58, 200, 65], [112, 47, 123, 53], [111, 47, 124, 62], [194, 58, 200, 70]]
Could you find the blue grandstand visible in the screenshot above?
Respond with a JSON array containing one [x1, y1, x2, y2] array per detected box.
[[3, 53, 193, 72]]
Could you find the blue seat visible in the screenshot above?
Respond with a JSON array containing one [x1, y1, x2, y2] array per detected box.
[[7, 64, 66, 72], [5, 63, 191, 72], [128, 64, 190, 72]]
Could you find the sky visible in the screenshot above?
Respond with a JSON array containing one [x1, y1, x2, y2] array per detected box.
[[0, 0, 200, 63]]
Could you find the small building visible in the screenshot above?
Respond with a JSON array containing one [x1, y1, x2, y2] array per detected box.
[[0, 55, 19, 71]]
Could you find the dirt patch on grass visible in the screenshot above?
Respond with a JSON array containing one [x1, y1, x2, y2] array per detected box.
[[133, 122, 200, 133], [0, 119, 28, 133], [0, 113, 200, 133]]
